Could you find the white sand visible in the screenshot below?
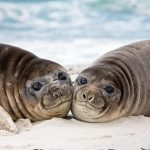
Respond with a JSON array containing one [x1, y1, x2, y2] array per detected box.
[[0, 115, 150, 150]]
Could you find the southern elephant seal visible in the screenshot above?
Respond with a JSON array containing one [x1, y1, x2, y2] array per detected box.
[[72, 40, 150, 122], [0, 44, 72, 122]]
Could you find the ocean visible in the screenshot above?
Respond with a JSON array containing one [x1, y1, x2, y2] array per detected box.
[[0, 0, 150, 66]]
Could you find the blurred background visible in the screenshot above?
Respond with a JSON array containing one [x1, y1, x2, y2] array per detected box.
[[0, 0, 150, 67]]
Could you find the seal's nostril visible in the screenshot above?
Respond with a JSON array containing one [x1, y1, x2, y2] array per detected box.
[[82, 93, 86, 99], [89, 96, 95, 103], [89, 96, 94, 100], [52, 93, 59, 99]]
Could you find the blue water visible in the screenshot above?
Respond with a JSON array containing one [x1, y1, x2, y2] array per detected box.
[[0, 0, 150, 42]]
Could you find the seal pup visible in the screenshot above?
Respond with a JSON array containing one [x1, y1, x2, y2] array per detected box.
[[72, 40, 150, 122], [0, 44, 72, 122]]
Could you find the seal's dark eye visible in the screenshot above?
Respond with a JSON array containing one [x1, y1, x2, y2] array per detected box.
[[58, 72, 67, 80], [104, 85, 115, 94], [32, 82, 43, 91], [80, 77, 88, 85]]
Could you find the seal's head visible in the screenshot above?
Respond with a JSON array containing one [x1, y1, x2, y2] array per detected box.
[[72, 65, 121, 122], [19, 59, 73, 120]]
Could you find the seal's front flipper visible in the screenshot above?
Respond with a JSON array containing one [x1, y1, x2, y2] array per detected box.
[[0, 106, 18, 134]]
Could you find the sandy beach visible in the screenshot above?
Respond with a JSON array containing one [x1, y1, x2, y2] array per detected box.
[[0, 114, 150, 150]]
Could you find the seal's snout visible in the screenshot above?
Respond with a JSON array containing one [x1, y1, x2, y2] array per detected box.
[[41, 80, 72, 109], [47, 85, 64, 100], [76, 88, 105, 109], [81, 92, 95, 103], [52, 89, 64, 99], [41, 84, 63, 109]]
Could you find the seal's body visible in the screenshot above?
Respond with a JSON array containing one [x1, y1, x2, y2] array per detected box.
[[0, 44, 72, 121], [72, 40, 150, 122]]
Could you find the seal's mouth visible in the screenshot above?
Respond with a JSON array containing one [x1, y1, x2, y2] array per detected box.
[[42, 95, 71, 109], [75, 100, 108, 114], [41, 85, 72, 109]]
